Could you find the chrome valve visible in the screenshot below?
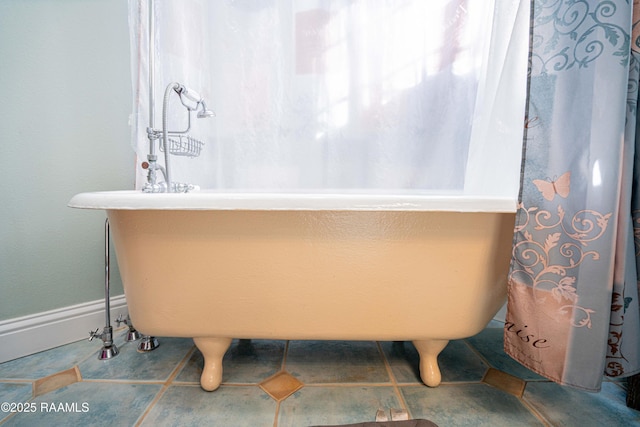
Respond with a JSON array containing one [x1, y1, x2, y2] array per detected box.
[[88, 325, 119, 360], [116, 314, 142, 342]]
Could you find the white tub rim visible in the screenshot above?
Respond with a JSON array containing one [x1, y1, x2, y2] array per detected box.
[[68, 190, 517, 212]]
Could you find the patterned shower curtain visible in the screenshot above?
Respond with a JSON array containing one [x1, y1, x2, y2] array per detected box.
[[506, 0, 640, 391]]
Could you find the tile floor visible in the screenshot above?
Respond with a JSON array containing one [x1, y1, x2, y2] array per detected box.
[[0, 322, 638, 426]]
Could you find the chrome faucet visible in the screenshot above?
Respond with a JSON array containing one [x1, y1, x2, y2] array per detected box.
[[143, 82, 215, 193]]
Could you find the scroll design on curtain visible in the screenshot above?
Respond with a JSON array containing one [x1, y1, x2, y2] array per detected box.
[[510, 203, 612, 329], [506, 0, 638, 391], [530, 0, 630, 71]]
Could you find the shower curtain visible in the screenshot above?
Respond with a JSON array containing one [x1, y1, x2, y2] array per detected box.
[[507, 0, 640, 391], [129, 0, 529, 197]]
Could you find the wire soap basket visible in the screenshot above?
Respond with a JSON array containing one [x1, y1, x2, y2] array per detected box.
[[160, 134, 204, 158]]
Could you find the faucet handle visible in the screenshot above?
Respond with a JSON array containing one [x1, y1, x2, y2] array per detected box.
[[115, 314, 125, 327], [115, 314, 134, 328], [88, 328, 101, 341]]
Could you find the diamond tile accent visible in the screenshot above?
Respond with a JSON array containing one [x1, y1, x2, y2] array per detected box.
[[482, 368, 526, 397], [259, 371, 304, 401], [34, 366, 81, 397]]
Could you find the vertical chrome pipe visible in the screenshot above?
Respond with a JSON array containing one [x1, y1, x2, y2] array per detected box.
[[93, 217, 118, 360], [148, 0, 155, 135], [145, 0, 159, 191], [104, 218, 111, 328]]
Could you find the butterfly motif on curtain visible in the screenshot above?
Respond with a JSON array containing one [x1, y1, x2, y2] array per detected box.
[[532, 171, 571, 201]]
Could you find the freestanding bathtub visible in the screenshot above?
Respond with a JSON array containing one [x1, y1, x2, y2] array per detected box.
[[69, 190, 516, 391]]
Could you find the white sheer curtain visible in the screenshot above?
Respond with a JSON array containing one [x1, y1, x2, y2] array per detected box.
[[129, 0, 529, 197]]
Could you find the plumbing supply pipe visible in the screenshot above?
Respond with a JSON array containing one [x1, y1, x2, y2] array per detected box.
[[104, 218, 111, 329], [88, 218, 119, 360], [149, 0, 155, 141]]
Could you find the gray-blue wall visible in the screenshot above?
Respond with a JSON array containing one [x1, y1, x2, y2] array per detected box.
[[0, 0, 133, 321]]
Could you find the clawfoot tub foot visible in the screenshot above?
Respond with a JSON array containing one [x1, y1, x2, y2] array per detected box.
[[412, 339, 449, 387], [193, 337, 232, 391]]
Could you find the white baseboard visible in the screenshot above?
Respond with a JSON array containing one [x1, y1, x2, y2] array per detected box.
[[0, 296, 128, 363]]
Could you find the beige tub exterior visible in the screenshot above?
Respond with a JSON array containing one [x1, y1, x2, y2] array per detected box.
[[69, 191, 516, 391]]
